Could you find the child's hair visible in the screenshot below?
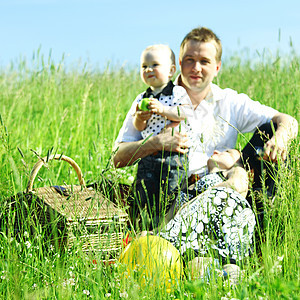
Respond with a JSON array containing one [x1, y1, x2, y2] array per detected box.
[[142, 44, 176, 65], [179, 27, 222, 63]]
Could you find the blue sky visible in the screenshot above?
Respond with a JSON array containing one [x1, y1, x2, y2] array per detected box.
[[0, 0, 299, 70]]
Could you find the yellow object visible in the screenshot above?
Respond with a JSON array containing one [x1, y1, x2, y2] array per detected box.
[[119, 235, 183, 289]]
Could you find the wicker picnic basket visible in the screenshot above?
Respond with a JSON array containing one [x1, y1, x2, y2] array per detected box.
[[3, 154, 128, 261]]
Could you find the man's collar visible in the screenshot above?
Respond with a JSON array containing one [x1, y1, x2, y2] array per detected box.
[[209, 83, 223, 101], [174, 74, 222, 102], [174, 74, 181, 85]]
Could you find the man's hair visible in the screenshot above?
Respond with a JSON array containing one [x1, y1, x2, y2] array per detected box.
[[179, 27, 222, 63], [142, 44, 176, 65]]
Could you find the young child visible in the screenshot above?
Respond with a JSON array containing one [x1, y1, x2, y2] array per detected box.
[[132, 44, 192, 228], [133, 44, 190, 136], [170, 149, 249, 217]]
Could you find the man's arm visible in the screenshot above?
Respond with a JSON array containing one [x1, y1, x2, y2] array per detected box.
[[113, 126, 189, 168], [264, 112, 298, 161]]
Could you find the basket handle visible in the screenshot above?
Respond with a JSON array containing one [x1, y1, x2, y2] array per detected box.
[[26, 154, 86, 193]]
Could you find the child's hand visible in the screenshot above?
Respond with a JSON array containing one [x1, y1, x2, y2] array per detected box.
[[148, 99, 164, 115], [135, 104, 152, 121]]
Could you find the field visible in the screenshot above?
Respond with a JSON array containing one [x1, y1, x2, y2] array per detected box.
[[0, 49, 299, 299]]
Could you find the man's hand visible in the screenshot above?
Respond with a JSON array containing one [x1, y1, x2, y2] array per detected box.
[[153, 123, 189, 154], [263, 134, 287, 162], [263, 113, 298, 162], [114, 121, 189, 168]]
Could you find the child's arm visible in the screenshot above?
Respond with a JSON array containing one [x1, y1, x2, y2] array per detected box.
[[133, 104, 152, 131], [148, 99, 187, 122]]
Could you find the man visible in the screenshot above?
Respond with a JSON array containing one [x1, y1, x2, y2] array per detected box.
[[112, 26, 298, 280], [113, 27, 298, 187]]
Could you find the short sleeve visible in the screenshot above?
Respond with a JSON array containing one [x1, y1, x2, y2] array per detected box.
[[228, 91, 278, 133]]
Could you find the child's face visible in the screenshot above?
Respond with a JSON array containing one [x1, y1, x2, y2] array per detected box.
[[207, 149, 241, 172], [140, 48, 175, 90]]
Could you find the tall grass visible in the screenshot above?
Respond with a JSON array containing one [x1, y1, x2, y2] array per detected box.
[[0, 49, 299, 299]]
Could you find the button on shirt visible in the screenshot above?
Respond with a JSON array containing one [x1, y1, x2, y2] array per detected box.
[[115, 78, 278, 177]]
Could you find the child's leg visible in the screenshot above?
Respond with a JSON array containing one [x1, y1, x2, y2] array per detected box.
[[135, 154, 165, 229], [135, 151, 189, 229], [163, 151, 189, 194]]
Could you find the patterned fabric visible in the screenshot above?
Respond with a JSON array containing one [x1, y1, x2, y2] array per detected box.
[[136, 81, 192, 139], [160, 186, 256, 262], [195, 172, 225, 192], [175, 172, 224, 209]]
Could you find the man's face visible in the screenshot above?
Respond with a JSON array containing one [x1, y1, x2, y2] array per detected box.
[[179, 40, 221, 94], [140, 48, 174, 89]]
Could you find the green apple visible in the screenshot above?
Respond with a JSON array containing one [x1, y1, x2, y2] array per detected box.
[[139, 98, 151, 111]]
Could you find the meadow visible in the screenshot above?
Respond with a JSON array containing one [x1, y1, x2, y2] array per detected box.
[[0, 48, 299, 299]]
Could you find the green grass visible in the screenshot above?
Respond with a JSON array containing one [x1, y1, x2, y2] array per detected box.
[[0, 48, 299, 299]]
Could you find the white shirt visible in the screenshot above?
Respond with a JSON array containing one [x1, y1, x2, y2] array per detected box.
[[115, 81, 278, 176]]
